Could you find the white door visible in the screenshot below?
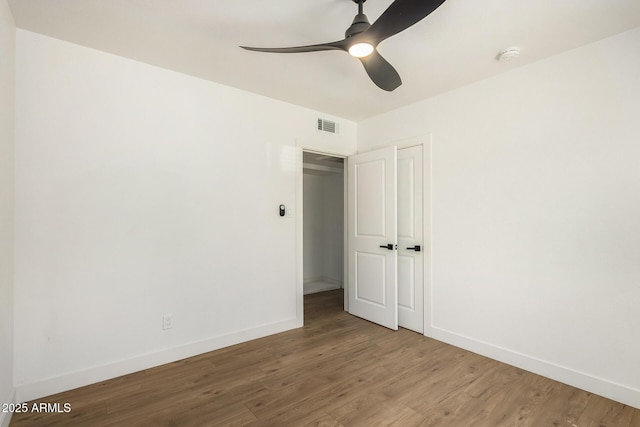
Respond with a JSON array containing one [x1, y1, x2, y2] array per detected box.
[[397, 146, 424, 333], [347, 146, 398, 330]]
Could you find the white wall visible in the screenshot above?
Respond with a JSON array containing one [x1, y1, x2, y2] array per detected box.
[[321, 173, 344, 283], [358, 28, 640, 408], [303, 172, 343, 286], [303, 174, 325, 282], [14, 29, 356, 402], [0, 1, 15, 425]]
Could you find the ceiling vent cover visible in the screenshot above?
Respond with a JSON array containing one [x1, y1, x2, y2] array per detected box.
[[317, 118, 338, 134]]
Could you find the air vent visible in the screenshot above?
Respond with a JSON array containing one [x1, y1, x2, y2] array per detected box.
[[317, 118, 338, 134]]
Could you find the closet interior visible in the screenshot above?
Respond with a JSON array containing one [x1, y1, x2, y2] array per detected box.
[[303, 152, 345, 295]]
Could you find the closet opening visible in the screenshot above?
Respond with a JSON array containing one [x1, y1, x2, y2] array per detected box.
[[302, 151, 345, 307]]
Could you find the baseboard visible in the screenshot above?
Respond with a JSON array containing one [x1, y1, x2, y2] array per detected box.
[[0, 390, 15, 427], [15, 317, 299, 403], [304, 276, 342, 286], [431, 326, 640, 410], [303, 278, 341, 295]]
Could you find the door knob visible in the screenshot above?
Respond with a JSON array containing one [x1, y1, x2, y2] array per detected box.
[[379, 244, 394, 250], [406, 245, 421, 252]]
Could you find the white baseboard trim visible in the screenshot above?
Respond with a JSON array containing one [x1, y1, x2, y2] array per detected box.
[[431, 326, 640, 410], [15, 317, 299, 403], [304, 276, 342, 286], [0, 390, 15, 427], [303, 280, 341, 295]]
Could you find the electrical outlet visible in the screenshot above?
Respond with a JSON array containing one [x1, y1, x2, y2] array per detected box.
[[163, 314, 173, 330]]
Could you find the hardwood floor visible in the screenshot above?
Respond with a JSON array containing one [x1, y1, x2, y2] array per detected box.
[[11, 290, 640, 426]]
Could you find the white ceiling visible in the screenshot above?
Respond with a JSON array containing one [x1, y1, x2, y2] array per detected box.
[[9, 0, 640, 121]]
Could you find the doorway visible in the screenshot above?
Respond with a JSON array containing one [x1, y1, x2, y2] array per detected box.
[[302, 152, 345, 299], [295, 138, 430, 335]]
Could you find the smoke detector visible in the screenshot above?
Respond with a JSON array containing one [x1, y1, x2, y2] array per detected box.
[[496, 47, 521, 62]]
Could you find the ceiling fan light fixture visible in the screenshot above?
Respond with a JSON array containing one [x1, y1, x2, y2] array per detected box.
[[348, 42, 374, 58], [241, 0, 449, 91]]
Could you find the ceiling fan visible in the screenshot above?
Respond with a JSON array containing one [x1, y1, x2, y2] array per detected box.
[[240, 0, 447, 91]]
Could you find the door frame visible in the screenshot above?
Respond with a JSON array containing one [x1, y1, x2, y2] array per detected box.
[[294, 134, 432, 337], [295, 145, 349, 327]]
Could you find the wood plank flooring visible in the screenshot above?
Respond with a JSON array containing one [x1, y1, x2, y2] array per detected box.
[[10, 290, 640, 426]]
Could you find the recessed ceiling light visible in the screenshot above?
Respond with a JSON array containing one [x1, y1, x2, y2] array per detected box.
[[497, 47, 521, 62]]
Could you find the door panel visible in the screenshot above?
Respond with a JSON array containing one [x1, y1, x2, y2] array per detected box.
[[397, 157, 415, 239], [355, 160, 386, 237], [397, 146, 423, 333], [398, 255, 415, 310], [355, 252, 387, 306], [348, 146, 398, 330]]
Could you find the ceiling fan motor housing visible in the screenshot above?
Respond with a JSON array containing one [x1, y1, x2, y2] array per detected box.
[[345, 13, 371, 38]]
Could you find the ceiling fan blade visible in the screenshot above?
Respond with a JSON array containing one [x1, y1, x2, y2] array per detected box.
[[366, 0, 446, 44], [358, 50, 402, 91], [240, 39, 347, 54]]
